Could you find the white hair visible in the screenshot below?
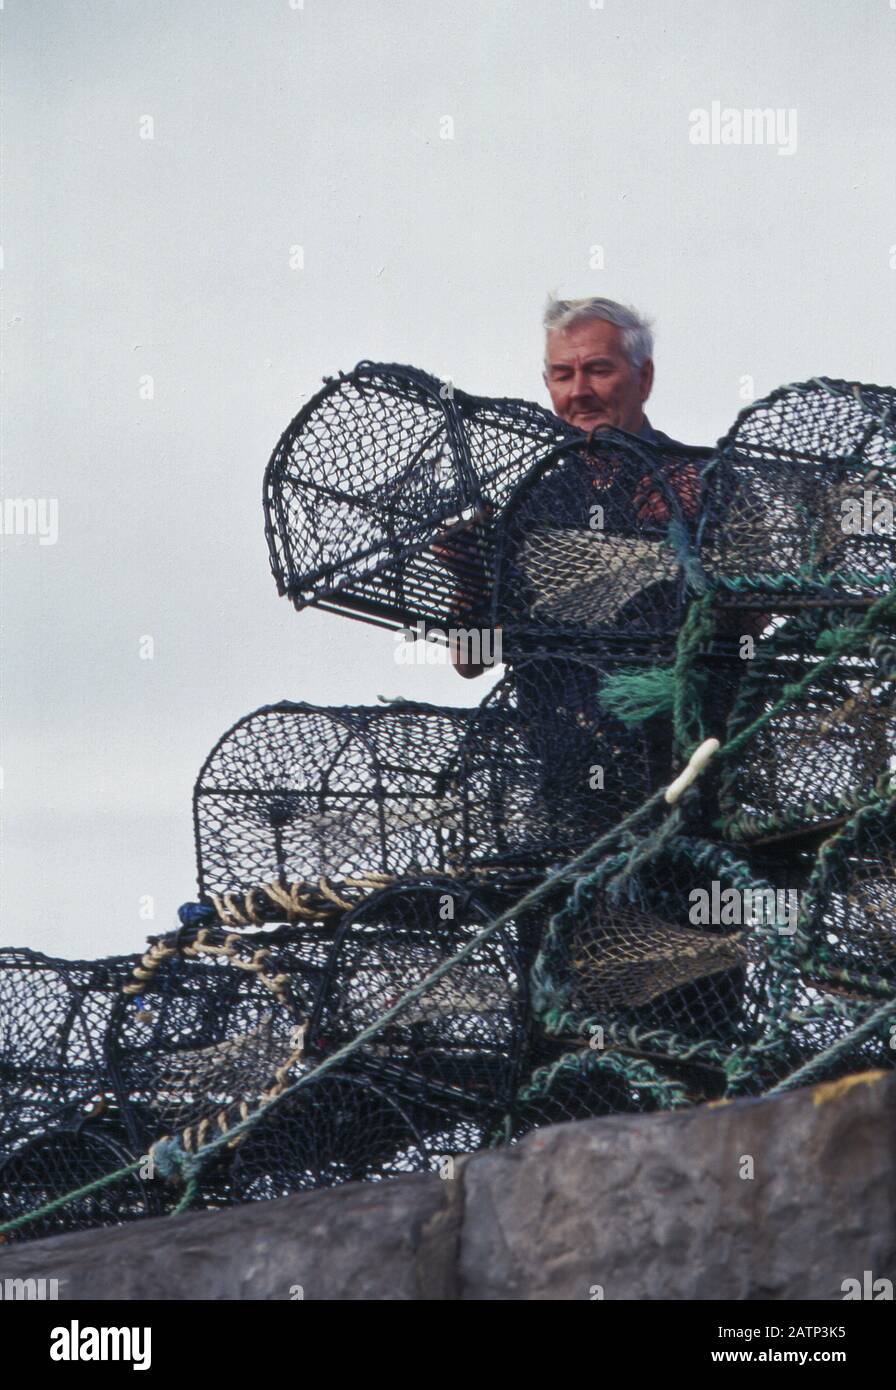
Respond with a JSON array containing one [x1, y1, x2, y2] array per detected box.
[[543, 295, 654, 369]]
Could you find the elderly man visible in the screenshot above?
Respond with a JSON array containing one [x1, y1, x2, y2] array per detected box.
[[436, 299, 746, 1040], [441, 295, 700, 679], [541, 295, 674, 444]]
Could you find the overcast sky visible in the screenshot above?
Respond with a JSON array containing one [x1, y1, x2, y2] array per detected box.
[[2, 0, 894, 956]]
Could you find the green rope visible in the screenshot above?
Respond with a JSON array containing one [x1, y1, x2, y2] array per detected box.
[[793, 959, 895, 999], [172, 1175, 200, 1216], [716, 566, 896, 596], [719, 788, 869, 845], [0, 1158, 143, 1238], [517, 1045, 692, 1110], [671, 593, 717, 756], [714, 586, 896, 766], [597, 664, 701, 728], [538, 1014, 735, 1070], [596, 593, 716, 755], [766, 993, 896, 1096]]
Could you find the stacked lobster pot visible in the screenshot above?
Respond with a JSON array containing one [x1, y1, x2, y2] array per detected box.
[[4, 366, 896, 1242], [680, 379, 896, 1094], [230, 362, 744, 1141]]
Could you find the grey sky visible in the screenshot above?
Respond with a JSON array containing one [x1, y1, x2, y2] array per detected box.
[[2, 0, 894, 955]]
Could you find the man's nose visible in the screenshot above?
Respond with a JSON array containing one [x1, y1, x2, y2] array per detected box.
[[570, 369, 593, 397]]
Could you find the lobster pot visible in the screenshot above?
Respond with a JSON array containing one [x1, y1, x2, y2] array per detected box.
[[476, 649, 680, 868], [714, 610, 896, 848], [798, 804, 896, 990], [263, 360, 573, 630], [304, 880, 529, 1147], [209, 1070, 435, 1202], [0, 947, 138, 1157], [0, 1123, 158, 1243], [110, 925, 323, 1144], [0, 924, 324, 1240], [192, 700, 503, 904], [699, 378, 896, 603], [0, 925, 326, 1165], [189, 634, 735, 910], [751, 800, 896, 1094], [492, 431, 709, 645], [0, 947, 161, 1241], [530, 837, 784, 1064]]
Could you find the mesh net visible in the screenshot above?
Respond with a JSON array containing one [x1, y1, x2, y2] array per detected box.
[[700, 378, 896, 601], [3, 371, 896, 1245], [494, 431, 707, 645], [0, 884, 532, 1230], [714, 611, 896, 846], [194, 701, 480, 899], [264, 361, 575, 630]]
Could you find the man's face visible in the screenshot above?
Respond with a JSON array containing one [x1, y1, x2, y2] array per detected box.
[[543, 319, 654, 433]]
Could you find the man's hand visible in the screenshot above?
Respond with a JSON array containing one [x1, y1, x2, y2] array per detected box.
[[431, 503, 493, 579], [632, 460, 702, 526], [432, 504, 493, 678]]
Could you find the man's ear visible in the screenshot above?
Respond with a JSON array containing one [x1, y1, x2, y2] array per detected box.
[[638, 357, 654, 403]]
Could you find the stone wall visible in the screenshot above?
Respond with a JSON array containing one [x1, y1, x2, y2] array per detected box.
[[1, 1070, 894, 1300]]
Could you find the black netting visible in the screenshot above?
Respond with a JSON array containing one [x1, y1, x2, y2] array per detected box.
[[215, 1073, 433, 1201], [4, 369, 896, 1246], [493, 431, 707, 645], [303, 881, 529, 1146], [194, 701, 480, 900], [192, 653, 684, 906], [713, 610, 896, 846], [700, 378, 896, 600], [496, 649, 676, 862], [264, 361, 576, 630], [0, 885, 533, 1233]]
